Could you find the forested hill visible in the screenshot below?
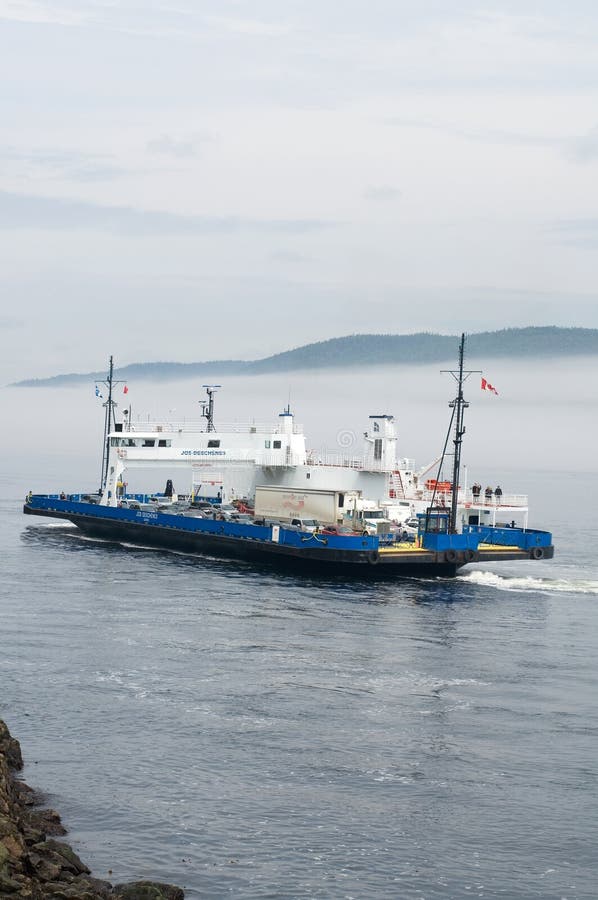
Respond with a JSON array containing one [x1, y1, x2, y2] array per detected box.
[[12, 326, 598, 387]]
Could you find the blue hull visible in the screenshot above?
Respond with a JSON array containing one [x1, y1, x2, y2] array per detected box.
[[23, 496, 554, 577]]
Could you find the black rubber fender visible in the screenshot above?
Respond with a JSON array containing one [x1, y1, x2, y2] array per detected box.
[[464, 549, 476, 562], [368, 551, 380, 565], [531, 546, 544, 560], [445, 549, 458, 563]]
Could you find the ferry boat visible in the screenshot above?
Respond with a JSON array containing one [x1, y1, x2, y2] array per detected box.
[[23, 337, 554, 576]]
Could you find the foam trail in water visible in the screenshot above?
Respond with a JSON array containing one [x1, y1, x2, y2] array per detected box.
[[459, 570, 598, 595], [37, 521, 76, 529]]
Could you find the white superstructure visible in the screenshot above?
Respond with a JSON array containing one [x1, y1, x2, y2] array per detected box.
[[101, 395, 528, 531]]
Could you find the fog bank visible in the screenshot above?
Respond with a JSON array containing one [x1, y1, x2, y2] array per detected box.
[[2, 355, 595, 502]]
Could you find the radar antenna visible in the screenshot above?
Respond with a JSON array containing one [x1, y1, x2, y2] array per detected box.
[[200, 385, 221, 432]]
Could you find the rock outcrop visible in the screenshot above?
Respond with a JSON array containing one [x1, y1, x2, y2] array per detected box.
[[0, 720, 184, 899]]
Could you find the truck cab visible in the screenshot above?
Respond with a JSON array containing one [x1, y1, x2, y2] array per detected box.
[[344, 507, 393, 536]]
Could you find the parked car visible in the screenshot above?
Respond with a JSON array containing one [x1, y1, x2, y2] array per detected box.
[[118, 499, 141, 510], [288, 518, 320, 533], [157, 500, 191, 513], [218, 505, 239, 520], [320, 524, 356, 536], [228, 513, 254, 523]]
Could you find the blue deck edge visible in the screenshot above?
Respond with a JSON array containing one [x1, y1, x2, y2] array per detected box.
[[463, 524, 553, 549], [25, 495, 379, 553], [25, 495, 553, 554]]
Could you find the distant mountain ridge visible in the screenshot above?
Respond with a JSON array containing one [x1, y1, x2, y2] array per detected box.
[[12, 326, 598, 387]]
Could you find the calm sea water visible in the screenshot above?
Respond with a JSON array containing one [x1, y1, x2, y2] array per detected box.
[[2, 471, 598, 899]]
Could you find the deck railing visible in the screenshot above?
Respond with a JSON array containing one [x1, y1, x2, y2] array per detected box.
[[123, 420, 304, 435], [416, 489, 529, 508], [305, 452, 392, 472]]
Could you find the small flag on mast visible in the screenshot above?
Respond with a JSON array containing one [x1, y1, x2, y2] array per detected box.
[[123, 385, 129, 394], [481, 377, 498, 395], [95, 385, 103, 399]]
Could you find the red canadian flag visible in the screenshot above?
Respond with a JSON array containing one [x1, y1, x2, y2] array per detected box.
[[481, 377, 498, 395], [123, 385, 129, 394]]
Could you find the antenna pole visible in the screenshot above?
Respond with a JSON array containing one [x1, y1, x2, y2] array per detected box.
[[97, 356, 125, 493], [449, 334, 467, 532], [440, 335, 481, 533], [207, 387, 214, 432], [200, 385, 221, 432], [99, 356, 113, 490]]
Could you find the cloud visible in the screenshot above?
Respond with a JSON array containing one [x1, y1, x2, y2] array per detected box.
[[566, 125, 598, 163], [269, 249, 312, 263], [387, 115, 598, 167], [386, 116, 562, 150], [0, 2, 290, 41], [0, 0, 85, 27], [551, 218, 598, 231], [0, 190, 336, 236], [0, 0, 195, 39], [0, 146, 132, 182], [549, 218, 598, 246], [146, 133, 214, 159], [204, 15, 291, 37], [0, 315, 24, 329], [363, 185, 402, 202]]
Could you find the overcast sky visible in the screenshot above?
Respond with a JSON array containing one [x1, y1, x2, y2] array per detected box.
[[2, 0, 598, 382]]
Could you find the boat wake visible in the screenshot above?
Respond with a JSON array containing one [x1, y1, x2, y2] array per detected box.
[[36, 521, 77, 529], [459, 569, 598, 595]]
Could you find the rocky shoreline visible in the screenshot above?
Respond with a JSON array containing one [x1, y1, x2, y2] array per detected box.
[[0, 719, 184, 899]]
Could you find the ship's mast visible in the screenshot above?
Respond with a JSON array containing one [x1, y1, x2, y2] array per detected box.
[[441, 335, 481, 532], [97, 356, 124, 492], [449, 335, 467, 532], [200, 385, 221, 432]]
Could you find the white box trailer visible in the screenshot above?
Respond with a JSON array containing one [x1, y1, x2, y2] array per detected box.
[[254, 486, 353, 524]]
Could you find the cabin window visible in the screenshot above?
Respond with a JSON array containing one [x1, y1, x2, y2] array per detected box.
[[306, 472, 311, 479], [158, 439, 169, 447], [273, 440, 282, 449], [374, 439, 382, 460], [110, 437, 120, 446], [422, 515, 449, 534], [208, 439, 220, 448], [338, 493, 344, 507], [126, 439, 137, 447], [143, 439, 155, 447], [264, 440, 271, 448]]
